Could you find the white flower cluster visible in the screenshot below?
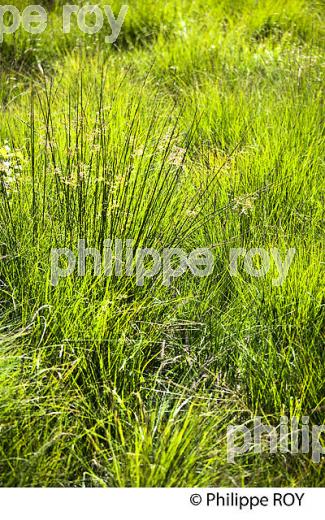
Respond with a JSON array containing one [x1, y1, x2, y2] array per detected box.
[[0, 142, 23, 195]]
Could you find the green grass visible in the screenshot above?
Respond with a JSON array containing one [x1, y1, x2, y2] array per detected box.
[[0, 0, 324, 486]]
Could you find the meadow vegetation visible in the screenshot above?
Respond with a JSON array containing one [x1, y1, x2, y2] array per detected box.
[[0, 0, 324, 486]]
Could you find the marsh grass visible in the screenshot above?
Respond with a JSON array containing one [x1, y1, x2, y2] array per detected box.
[[0, 0, 324, 486]]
